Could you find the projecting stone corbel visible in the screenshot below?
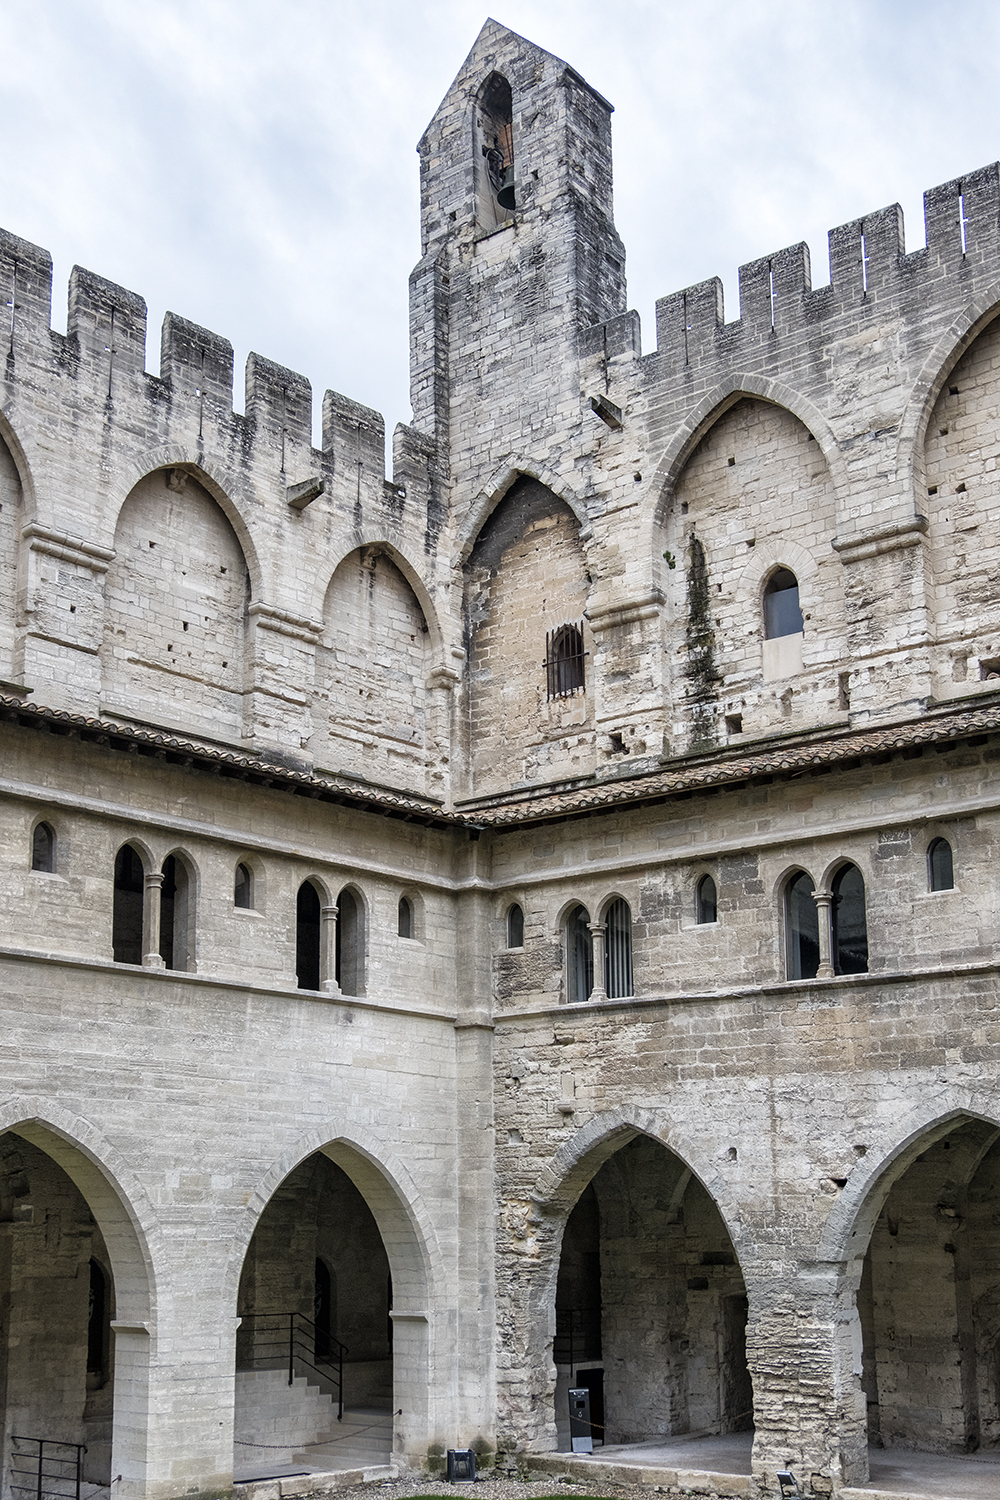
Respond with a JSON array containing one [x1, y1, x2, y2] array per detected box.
[[589, 393, 623, 429], [286, 476, 326, 511]]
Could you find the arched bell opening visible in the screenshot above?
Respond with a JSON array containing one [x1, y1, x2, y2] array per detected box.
[[553, 1134, 752, 1453], [234, 1150, 396, 1480], [858, 1116, 1000, 1456]]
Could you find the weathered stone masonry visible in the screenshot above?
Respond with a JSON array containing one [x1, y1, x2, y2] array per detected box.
[[1, 17, 1000, 1500]]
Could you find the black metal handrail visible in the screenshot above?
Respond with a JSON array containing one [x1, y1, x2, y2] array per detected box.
[[237, 1310, 348, 1420], [554, 1306, 602, 1367], [10, 1437, 86, 1500]]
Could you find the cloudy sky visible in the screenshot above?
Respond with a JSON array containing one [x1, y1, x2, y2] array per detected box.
[[2, 0, 999, 447]]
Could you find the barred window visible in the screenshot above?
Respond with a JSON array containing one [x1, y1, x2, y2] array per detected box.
[[604, 898, 633, 999], [545, 622, 586, 699]]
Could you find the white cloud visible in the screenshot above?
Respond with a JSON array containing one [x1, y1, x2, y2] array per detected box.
[[1, 0, 998, 445]]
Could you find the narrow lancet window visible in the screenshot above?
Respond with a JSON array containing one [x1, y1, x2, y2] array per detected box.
[[763, 569, 804, 639], [604, 898, 633, 999], [296, 880, 321, 990], [567, 905, 594, 1004], [832, 863, 868, 974], [785, 871, 819, 980], [507, 903, 524, 948], [235, 862, 253, 909], [928, 838, 954, 891], [113, 844, 145, 965], [398, 896, 412, 939], [160, 855, 192, 971], [696, 874, 717, 924], [31, 821, 55, 873], [476, 72, 515, 225], [336, 888, 364, 997]]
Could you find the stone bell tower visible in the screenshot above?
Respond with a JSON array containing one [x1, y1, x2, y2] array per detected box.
[[409, 18, 627, 483]]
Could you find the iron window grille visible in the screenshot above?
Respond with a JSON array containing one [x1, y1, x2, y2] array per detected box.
[[545, 622, 587, 700]]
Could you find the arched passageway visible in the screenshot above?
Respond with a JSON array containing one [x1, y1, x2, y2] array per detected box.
[[234, 1144, 430, 1479], [553, 1134, 751, 1451], [0, 1124, 153, 1500], [859, 1116, 1000, 1455]]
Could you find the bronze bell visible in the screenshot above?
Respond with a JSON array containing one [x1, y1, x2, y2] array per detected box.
[[496, 165, 516, 212]]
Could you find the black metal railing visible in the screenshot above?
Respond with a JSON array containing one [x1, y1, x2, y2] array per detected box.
[[554, 1306, 601, 1367], [237, 1310, 348, 1420], [10, 1437, 86, 1500]]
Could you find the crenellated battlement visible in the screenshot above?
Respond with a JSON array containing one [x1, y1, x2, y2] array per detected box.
[[0, 224, 401, 483], [654, 162, 1000, 362]]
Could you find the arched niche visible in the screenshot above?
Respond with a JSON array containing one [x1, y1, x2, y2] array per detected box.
[[922, 310, 1000, 688], [318, 547, 431, 795], [663, 398, 839, 742], [101, 467, 249, 739], [463, 474, 591, 795]]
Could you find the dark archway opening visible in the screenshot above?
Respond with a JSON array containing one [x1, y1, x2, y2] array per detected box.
[[0, 1132, 116, 1488], [235, 1151, 393, 1480], [860, 1118, 1000, 1456], [554, 1135, 752, 1451]]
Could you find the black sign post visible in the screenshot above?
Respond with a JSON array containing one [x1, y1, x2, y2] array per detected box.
[[568, 1387, 593, 1454]]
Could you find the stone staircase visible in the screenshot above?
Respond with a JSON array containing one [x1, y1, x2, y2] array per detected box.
[[234, 1366, 394, 1481], [291, 1406, 394, 1471]]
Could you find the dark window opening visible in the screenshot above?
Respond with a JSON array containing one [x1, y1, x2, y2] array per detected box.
[[832, 863, 868, 974], [785, 871, 819, 980], [567, 904, 594, 1004], [397, 896, 412, 939], [87, 1259, 111, 1384], [159, 855, 191, 971], [296, 880, 321, 990], [545, 622, 586, 700], [31, 821, 55, 873], [113, 844, 145, 965], [478, 72, 515, 213], [507, 902, 524, 948], [763, 568, 804, 640], [314, 1257, 335, 1361], [928, 837, 954, 891], [235, 862, 253, 909], [336, 887, 363, 996], [697, 874, 717, 924], [604, 897, 633, 999]]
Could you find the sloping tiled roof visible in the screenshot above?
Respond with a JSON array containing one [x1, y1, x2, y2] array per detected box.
[[2, 691, 998, 832]]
